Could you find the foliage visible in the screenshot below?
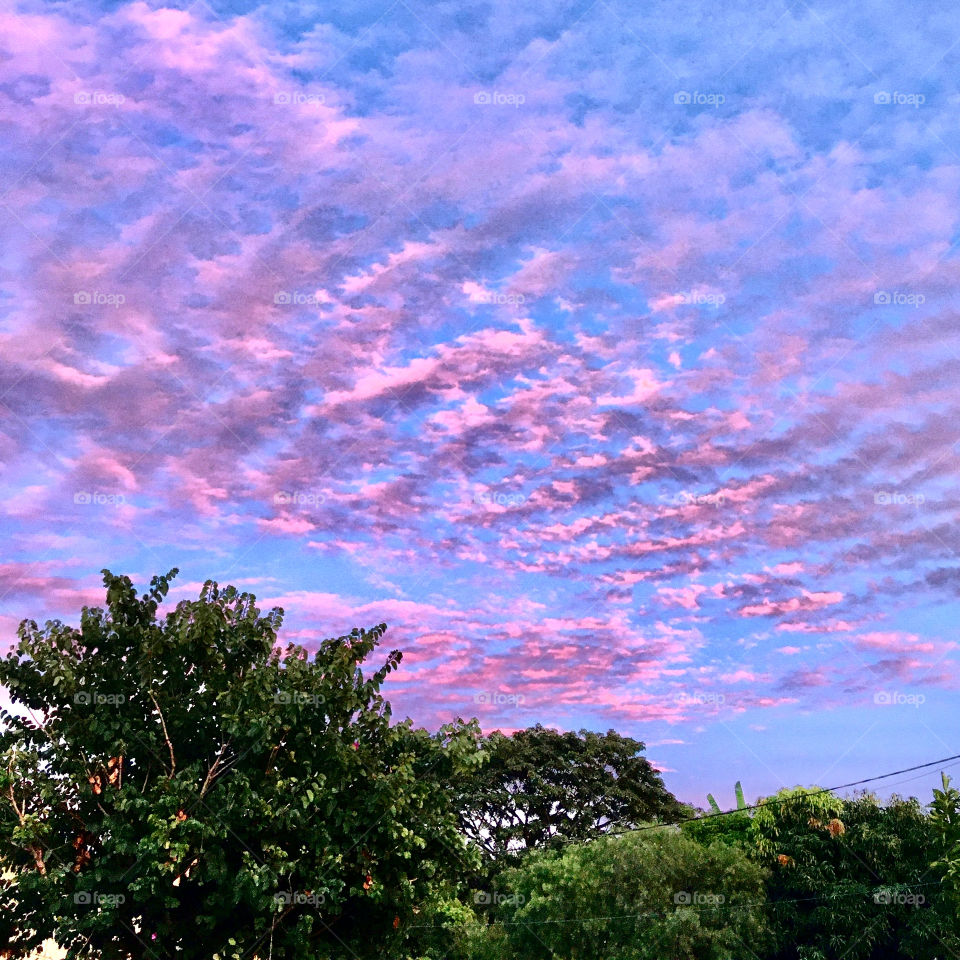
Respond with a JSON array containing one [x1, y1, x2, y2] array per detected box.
[[3, 564, 959, 960], [683, 780, 753, 848], [453, 724, 684, 869], [0, 569, 483, 960], [400, 887, 488, 960], [929, 773, 960, 912], [749, 787, 959, 960], [469, 827, 771, 960], [707, 780, 746, 815]]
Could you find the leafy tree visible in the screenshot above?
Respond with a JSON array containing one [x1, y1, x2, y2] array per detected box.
[[929, 773, 960, 913], [0, 569, 483, 960], [750, 787, 958, 960], [454, 725, 684, 870], [470, 827, 770, 960]]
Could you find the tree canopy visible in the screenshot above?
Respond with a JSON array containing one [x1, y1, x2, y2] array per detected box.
[[0, 569, 482, 960], [471, 827, 771, 960], [748, 787, 959, 960], [453, 724, 685, 868]]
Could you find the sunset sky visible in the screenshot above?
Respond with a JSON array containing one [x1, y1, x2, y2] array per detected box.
[[1, 0, 958, 807]]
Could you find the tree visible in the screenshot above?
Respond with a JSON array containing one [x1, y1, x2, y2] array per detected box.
[[470, 827, 770, 960], [453, 725, 684, 872], [0, 569, 483, 960], [750, 787, 958, 960], [929, 773, 960, 909]]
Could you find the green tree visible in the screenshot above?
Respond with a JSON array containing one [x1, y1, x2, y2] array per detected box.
[[750, 787, 958, 960], [471, 827, 770, 960], [929, 773, 960, 918], [0, 569, 483, 960], [454, 725, 684, 870]]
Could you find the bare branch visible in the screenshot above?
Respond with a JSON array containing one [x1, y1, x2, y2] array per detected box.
[[200, 740, 232, 798], [6, 763, 23, 823], [149, 690, 176, 777]]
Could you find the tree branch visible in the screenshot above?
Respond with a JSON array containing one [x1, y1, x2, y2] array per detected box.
[[149, 691, 176, 776], [200, 741, 231, 798]]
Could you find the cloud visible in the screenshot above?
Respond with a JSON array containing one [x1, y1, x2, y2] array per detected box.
[[0, 0, 957, 755]]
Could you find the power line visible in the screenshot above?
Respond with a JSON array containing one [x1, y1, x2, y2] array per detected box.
[[419, 756, 960, 934], [415, 753, 960, 936], [408, 879, 946, 931], [871, 758, 960, 794], [555, 750, 960, 845]]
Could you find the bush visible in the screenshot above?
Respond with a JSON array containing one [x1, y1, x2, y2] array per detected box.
[[468, 827, 771, 959]]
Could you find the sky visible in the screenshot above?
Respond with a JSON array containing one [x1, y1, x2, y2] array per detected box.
[[1, 0, 959, 808]]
